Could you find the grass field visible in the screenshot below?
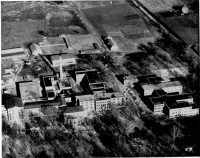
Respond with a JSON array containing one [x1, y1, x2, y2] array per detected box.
[[1, 20, 44, 50], [1, 2, 89, 49]]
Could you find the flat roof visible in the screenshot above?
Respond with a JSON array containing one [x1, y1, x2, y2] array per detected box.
[[151, 93, 192, 105], [1, 51, 25, 58], [90, 83, 105, 89], [142, 81, 182, 90], [24, 100, 61, 109], [86, 70, 102, 83], [95, 92, 125, 100], [76, 95, 95, 102], [18, 81, 42, 99], [167, 101, 191, 109], [64, 106, 84, 114], [137, 74, 157, 84]]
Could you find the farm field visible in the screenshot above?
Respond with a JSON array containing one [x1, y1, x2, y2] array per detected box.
[[138, 0, 184, 13], [1, 1, 89, 49], [82, 3, 153, 50], [74, 0, 125, 9], [161, 14, 198, 45]]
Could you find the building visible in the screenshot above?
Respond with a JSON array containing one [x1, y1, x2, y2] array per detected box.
[[48, 53, 76, 67], [2, 97, 24, 125], [116, 74, 138, 88], [28, 43, 43, 56], [94, 91, 126, 112], [150, 93, 197, 116], [62, 106, 87, 127], [24, 100, 61, 119], [1, 48, 26, 59], [139, 75, 183, 96], [75, 95, 95, 112], [75, 69, 105, 94], [101, 35, 119, 51], [16, 80, 43, 103], [164, 101, 199, 118]]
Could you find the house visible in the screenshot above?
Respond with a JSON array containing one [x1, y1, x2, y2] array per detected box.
[[2, 97, 24, 125]]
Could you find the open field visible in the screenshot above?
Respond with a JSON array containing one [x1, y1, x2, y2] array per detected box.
[[2, 20, 44, 50], [74, 0, 125, 9], [161, 14, 198, 45], [1, 1, 89, 49], [138, 0, 184, 13], [82, 3, 153, 50]]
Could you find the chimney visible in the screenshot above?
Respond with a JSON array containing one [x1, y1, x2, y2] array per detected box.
[[60, 54, 63, 80]]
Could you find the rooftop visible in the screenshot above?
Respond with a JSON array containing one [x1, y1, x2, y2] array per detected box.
[[142, 81, 182, 90], [6, 97, 23, 109], [16, 80, 42, 100], [167, 101, 191, 109], [95, 91, 125, 100], [90, 83, 105, 89], [137, 74, 157, 84], [63, 106, 84, 114], [151, 93, 193, 105], [76, 95, 95, 102], [86, 70, 102, 83], [24, 100, 61, 109]]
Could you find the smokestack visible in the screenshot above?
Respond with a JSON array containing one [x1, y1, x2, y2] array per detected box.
[[60, 54, 63, 79]]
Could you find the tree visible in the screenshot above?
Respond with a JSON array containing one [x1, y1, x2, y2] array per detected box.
[[170, 125, 184, 146]]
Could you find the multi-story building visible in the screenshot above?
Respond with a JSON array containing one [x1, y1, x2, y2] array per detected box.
[[75, 95, 95, 112], [150, 93, 198, 117], [94, 92, 126, 112], [116, 74, 138, 88], [2, 97, 24, 125], [140, 78, 182, 96], [75, 69, 105, 94], [24, 100, 61, 119], [164, 101, 199, 118]]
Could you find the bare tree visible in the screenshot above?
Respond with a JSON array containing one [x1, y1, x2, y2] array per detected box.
[[170, 125, 184, 146]]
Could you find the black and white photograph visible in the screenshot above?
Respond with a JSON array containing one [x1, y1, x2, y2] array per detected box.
[[1, 0, 199, 157]]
